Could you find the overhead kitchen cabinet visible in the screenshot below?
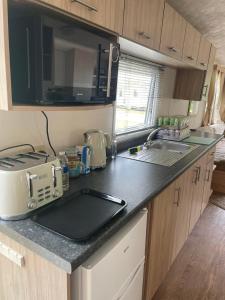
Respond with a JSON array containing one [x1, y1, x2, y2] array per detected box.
[[202, 45, 216, 101], [182, 23, 201, 66], [160, 3, 186, 60], [197, 36, 211, 70], [122, 0, 165, 50], [39, 0, 125, 34], [174, 44, 215, 101]]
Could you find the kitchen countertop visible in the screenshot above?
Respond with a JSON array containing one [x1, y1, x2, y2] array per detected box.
[[0, 132, 222, 274]]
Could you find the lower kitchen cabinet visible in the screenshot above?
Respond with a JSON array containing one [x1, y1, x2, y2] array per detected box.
[[201, 148, 216, 213], [0, 232, 70, 300], [144, 181, 177, 300], [172, 168, 193, 261], [188, 154, 207, 233], [144, 148, 215, 299]]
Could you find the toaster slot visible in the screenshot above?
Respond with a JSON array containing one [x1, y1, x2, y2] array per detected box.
[[3, 158, 26, 164], [17, 154, 40, 160], [28, 152, 49, 158], [0, 160, 14, 168]]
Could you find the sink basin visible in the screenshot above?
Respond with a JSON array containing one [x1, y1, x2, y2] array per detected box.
[[119, 140, 199, 167], [148, 140, 191, 152]]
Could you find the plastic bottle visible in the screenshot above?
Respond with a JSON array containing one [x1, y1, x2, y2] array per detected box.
[[111, 136, 117, 159], [58, 151, 69, 192]]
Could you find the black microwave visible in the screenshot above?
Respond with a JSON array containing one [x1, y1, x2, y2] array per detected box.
[[8, 1, 119, 106]]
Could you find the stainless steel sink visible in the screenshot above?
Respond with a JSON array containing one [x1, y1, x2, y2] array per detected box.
[[119, 140, 199, 167], [148, 140, 192, 152]]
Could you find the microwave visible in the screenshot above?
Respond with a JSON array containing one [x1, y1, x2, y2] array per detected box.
[[8, 1, 119, 106]]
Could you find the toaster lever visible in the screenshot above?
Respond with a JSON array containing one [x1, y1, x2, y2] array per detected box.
[[51, 165, 62, 188], [26, 172, 38, 199]]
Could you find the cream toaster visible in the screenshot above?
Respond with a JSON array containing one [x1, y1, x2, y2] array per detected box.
[[0, 152, 63, 220]]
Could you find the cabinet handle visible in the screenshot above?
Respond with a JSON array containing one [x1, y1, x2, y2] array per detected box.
[[168, 46, 178, 53], [139, 32, 151, 40], [187, 56, 194, 61], [192, 168, 198, 184], [174, 187, 181, 207], [197, 166, 201, 182], [71, 0, 98, 12], [0, 242, 25, 267], [205, 169, 211, 182], [202, 85, 208, 97], [200, 62, 207, 67]]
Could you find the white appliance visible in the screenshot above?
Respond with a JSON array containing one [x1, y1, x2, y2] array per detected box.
[[0, 151, 63, 220], [84, 130, 111, 169], [72, 209, 148, 300]]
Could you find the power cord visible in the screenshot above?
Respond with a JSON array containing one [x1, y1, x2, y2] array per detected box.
[[0, 143, 35, 154], [41, 111, 56, 156]]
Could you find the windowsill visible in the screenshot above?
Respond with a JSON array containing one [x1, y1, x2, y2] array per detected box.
[[116, 127, 154, 153]]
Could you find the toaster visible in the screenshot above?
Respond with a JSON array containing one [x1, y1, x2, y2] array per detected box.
[[0, 152, 63, 220]]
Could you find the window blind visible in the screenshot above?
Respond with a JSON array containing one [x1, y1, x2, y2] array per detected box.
[[115, 54, 161, 134]]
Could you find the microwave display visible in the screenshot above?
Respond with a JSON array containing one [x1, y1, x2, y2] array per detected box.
[[8, 1, 119, 106]]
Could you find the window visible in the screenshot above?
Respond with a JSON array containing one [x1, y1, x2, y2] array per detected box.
[[115, 55, 161, 134]]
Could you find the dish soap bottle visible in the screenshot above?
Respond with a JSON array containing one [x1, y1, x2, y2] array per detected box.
[[58, 151, 69, 192]]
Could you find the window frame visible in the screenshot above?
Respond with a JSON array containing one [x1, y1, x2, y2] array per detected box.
[[114, 54, 162, 136]]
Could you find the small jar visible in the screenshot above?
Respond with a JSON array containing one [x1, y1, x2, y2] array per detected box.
[[66, 148, 82, 178]]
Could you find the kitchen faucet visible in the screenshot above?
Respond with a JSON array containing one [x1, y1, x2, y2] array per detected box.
[[144, 128, 161, 148]]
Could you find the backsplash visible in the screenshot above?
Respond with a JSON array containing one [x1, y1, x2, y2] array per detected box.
[[0, 107, 113, 154], [0, 66, 205, 153]]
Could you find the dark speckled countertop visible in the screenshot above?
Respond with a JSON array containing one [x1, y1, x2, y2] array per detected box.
[[0, 132, 222, 274]]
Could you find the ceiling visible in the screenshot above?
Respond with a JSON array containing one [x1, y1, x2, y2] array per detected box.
[[167, 0, 225, 65]]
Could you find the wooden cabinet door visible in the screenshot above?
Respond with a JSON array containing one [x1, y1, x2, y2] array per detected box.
[[201, 158, 214, 214], [40, 0, 125, 34], [202, 45, 216, 101], [145, 181, 177, 300], [160, 3, 186, 60], [0, 232, 70, 300], [123, 0, 165, 50], [189, 155, 207, 233], [172, 168, 193, 261], [182, 23, 201, 65], [201, 148, 215, 213], [197, 36, 211, 70]]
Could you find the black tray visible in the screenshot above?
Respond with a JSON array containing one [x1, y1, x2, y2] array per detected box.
[[32, 189, 127, 242]]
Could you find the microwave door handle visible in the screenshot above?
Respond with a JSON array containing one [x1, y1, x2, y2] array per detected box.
[[26, 27, 31, 89], [106, 43, 113, 98]]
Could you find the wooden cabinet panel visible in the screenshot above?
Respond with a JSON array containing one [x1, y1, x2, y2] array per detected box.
[[197, 36, 211, 70], [172, 168, 193, 261], [160, 3, 186, 60], [123, 0, 165, 50], [189, 154, 207, 233], [174, 68, 205, 101], [0, 232, 70, 300], [182, 23, 201, 65], [0, 0, 12, 110], [202, 45, 216, 101], [201, 159, 214, 214], [40, 0, 125, 34], [145, 181, 177, 300]]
